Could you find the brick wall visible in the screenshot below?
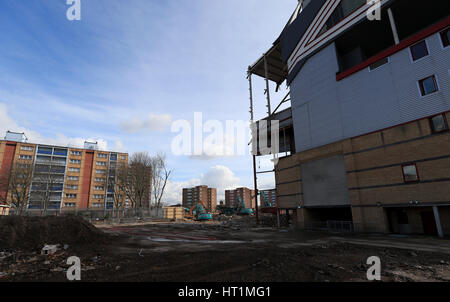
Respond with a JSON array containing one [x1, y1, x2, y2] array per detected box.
[[276, 111, 450, 233]]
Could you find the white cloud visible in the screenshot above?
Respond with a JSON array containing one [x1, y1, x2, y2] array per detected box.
[[113, 140, 125, 152], [199, 165, 240, 193], [0, 103, 111, 151], [189, 133, 241, 160], [121, 113, 173, 133]]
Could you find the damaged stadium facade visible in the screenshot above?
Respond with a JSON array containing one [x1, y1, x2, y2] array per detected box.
[[248, 0, 450, 236]]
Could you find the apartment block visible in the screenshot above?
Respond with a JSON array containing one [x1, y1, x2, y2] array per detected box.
[[248, 0, 450, 236], [225, 187, 256, 209], [259, 189, 277, 208], [0, 132, 128, 212], [182, 185, 217, 213]]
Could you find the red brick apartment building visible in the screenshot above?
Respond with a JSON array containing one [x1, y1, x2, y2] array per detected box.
[[0, 131, 128, 213], [182, 185, 217, 213], [225, 187, 256, 209]]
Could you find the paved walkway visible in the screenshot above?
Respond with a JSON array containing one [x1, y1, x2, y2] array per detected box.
[[327, 234, 450, 254]]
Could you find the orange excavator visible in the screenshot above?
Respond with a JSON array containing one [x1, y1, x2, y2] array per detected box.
[[184, 202, 212, 221]]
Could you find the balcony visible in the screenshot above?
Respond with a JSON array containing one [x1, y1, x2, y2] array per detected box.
[[37, 148, 52, 155]]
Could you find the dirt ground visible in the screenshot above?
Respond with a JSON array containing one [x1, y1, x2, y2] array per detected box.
[[1, 216, 449, 282]]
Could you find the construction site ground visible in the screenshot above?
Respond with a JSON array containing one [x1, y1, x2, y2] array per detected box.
[[1, 216, 449, 282]]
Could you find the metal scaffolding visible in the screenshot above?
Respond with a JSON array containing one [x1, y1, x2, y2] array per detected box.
[[247, 42, 290, 227]]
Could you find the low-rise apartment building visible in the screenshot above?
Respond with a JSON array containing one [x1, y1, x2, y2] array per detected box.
[[0, 132, 128, 213], [182, 185, 217, 213], [225, 187, 256, 209]]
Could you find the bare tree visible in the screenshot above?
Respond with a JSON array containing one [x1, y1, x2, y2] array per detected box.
[[110, 163, 128, 219], [150, 153, 172, 216], [126, 152, 152, 216], [0, 161, 34, 215], [0, 169, 9, 206]]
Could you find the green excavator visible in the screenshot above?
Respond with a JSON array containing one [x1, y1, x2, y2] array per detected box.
[[184, 202, 212, 221]]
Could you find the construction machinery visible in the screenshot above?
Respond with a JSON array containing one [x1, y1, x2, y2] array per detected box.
[[217, 197, 254, 216], [184, 202, 212, 221], [236, 196, 254, 215], [217, 205, 235, 216], [260, 192, 277, 215]]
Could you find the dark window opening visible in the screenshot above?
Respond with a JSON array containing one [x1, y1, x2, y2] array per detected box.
[[440, 28, 450, 47], [389, 0, 450, 41], [335, 9, 394, 72], [429, 114, 448, 133], [419, 76, 438, 96], [335, 0, 448, 74], [402, 164, 419, 183], [410, 40, 429, 61]]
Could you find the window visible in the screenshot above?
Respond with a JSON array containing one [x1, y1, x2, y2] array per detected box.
[[440, 28, 449, 47], [19, 155, 33, 160], [110, 154, 118, 161], [410, 40, 429, 61], [70, 159, 81, 164], [66, 185, 78, 190], [64, 203, 76, 208], [418, 75, 438, 96], [54, 149, 68, 156], [20, 146, 34, 151], [66, 194, 77, 199], [369, 57, 389, 71], [402, 164, 419, 183], [95, 178, 106, 183], [37, 147, 52, 155], [96, 169, 106, 174], [71, 151, 82, 156], [94, 195, 104, 199], [68, 176, 79, 181], [94, 186, 104, 191], [68, 167, 80, 173], [429, 114, 448, 133], [98, 153, 107, 159], [120, 155, 127, 160], [96, 161, 107, 166], [92, 203, 103, 208]]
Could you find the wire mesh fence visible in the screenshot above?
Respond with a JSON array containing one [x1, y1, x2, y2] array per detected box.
[[306, 220, 354, 233], [7, 207, 165, 224]]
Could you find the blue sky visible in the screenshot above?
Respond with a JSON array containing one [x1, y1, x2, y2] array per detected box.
[[0, 0, 296, 203]]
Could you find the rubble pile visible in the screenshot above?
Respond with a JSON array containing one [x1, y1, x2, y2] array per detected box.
[[220, 215, 257, 230], [0, 216, 110, 250]]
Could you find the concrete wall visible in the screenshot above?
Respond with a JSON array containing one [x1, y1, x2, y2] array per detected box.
[[290, 31, 450, 153], [302, 155, 350, 207]]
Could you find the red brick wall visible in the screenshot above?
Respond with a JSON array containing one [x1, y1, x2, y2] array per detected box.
[[79, 151, 94, 209], [0, 142, 17, 204]]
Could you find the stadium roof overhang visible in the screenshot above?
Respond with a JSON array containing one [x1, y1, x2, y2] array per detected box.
[[248, 40, 287, 88]]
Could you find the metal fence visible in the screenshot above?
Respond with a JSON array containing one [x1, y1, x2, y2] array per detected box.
[[8, 207, 165, 222], [306, 220, 354, 233]]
